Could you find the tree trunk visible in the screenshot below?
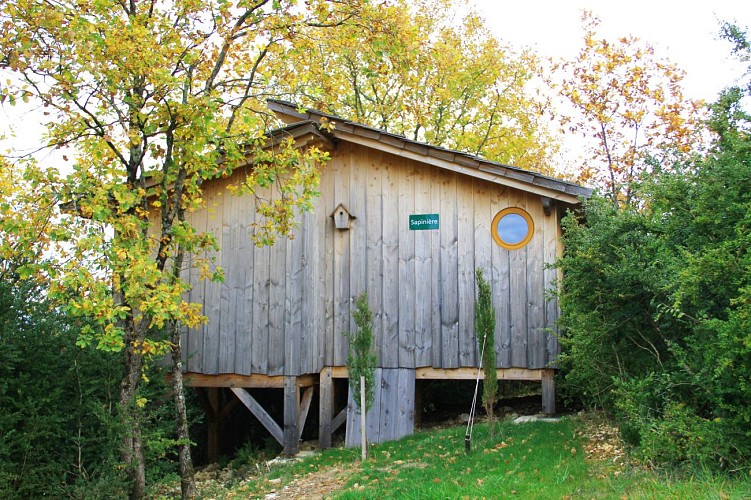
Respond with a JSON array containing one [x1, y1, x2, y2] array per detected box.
[[486, 401, 495, 439], [170, 320, 196, 499], [120, 321, 146, 499]]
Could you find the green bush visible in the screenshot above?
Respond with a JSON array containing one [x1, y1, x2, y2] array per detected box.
[[0, 280, 126, 498], [556, 82, 751, 473], [0, 278, 198, 498]]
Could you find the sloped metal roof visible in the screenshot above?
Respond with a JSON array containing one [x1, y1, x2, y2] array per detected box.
[[266, 99, 592, 204]]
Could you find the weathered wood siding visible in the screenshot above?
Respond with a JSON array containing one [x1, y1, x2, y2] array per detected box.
[[344, 368, 415, 447], [182, 141, 562, 375]]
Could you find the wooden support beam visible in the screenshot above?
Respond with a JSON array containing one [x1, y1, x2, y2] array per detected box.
[[230, 387, 284, 447], [331, 407, 347, 433], [298, 386, 314, 440], [185, 372, 317, 389], [327, 366, 547, 381], [415, 367, 544, 381], [319, 367, 333, 449], [188, 373, 285, 388], [541, 369, 555, 415], [283, 377, 300, 455]]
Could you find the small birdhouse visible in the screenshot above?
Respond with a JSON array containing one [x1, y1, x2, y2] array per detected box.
[[331, 203, 355, 230]]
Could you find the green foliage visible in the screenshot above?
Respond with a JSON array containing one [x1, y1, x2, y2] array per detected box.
[[556, 77, 751, 472], [0, 276, 203, 498], [345, 292, 377, 412], [0, 279, 127, 499], [475, 268, 497, 436]]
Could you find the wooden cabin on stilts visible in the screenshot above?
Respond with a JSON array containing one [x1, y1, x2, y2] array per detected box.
[[179, 100, 591, 459]]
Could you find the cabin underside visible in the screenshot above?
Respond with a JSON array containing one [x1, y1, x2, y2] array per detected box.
[[188, 366, 555, 459]]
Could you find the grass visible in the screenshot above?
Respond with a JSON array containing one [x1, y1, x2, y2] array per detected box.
[[187, 413, 751, 499]]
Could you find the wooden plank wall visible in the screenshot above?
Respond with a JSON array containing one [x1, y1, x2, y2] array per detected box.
[[181, 141, 562, 375], [344, 368, 416, 447]]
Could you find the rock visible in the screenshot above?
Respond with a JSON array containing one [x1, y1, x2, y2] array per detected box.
[[512, 415, 561, 424]]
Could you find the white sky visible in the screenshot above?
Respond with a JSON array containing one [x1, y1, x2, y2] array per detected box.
[[3, 1, 751, 165], [473, 0, 751, 103]]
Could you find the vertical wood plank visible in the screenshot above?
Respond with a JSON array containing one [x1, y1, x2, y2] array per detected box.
[[366, 150, 384, 367], [396, 369, 415, 439], [235, 190, 255, 375], [431, 168, 442, 368], [398, 163, 416, 368], [344, 382, 360, 447], [414, 164, 433, 367], [526, 193, 546, 369], [307, 171, 327, 374], [440, 171, 459, 368], [348, 145, 366, 365], [322, 160, 337, 368], [251, 234, 270, 375], [509, 190, 528, 368], [491, 186, 511, 367], [473, 178, 492, 368], [377, 369, 394, 441], [457, 176, 476, 367], [218, 187, 235, 374], [185, 198, 208, 373], [381, 157, 400, 368], [203, 184, 223, 374], [332, 153, 352, 366], [284, 225, 304, 376], [366, 368, 384, 442], [267, 232, 287, 376]]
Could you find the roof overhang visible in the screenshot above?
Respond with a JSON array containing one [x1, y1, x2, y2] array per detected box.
[[267, 99, 592, 205]]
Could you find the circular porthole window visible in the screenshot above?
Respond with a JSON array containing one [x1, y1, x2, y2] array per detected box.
[[491, 207, 534, 250]]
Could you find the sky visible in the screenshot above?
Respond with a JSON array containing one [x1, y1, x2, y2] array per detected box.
[[473, 0, 751, 104], [2, 1, 751, 165]]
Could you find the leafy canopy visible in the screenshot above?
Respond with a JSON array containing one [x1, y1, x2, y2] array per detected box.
[[269, 0, 559, 174], [554, 11, 706, 206]]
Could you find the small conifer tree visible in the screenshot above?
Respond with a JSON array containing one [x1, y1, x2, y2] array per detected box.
[[475, 269, 498, 438], [345, 292, 376, 412]]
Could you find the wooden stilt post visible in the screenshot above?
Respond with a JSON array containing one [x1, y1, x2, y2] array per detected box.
[[541, 369, 555, 415], [283, 376, 300, 455], [319, 367, 333, 449], [207, 388, 220, 463]]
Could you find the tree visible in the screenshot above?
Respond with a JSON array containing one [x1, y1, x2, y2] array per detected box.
[[475, 269, 497, 438], [268, 0, 559, 173], [554, 11, 706, 206], [556, 32, 751, 469], [0, 1, 362, 497], [344, 292, 376, 459], [345, 292, 377, 413]]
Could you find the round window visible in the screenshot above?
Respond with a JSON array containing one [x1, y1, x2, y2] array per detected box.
[[491, 207, 534, 250]]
